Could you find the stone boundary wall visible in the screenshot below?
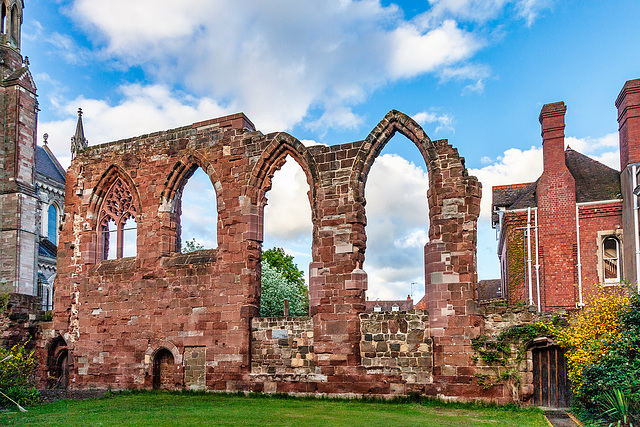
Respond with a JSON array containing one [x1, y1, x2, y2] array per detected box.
[[251, 317, 314, 376], [474, 303, 571, 403], [0, 293, 42, 347], [359, 311, 432, 384]]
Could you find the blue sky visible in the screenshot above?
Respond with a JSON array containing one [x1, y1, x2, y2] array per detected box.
[[23, 0, 640, 302]]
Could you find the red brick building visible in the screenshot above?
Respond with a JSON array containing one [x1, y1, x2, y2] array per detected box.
[[492, 81, 640, 310]]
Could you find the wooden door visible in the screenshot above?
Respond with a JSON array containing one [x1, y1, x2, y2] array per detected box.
[[532, 345, 571, 408]]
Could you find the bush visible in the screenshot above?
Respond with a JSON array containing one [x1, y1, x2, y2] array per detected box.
[[554, 285, 640, 424], [0, 342, 40, 407]]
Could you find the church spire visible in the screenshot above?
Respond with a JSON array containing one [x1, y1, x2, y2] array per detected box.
[[71, 108, 88, 159]]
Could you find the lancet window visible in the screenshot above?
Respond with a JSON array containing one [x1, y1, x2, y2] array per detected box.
[[98, 178, 137, 260]]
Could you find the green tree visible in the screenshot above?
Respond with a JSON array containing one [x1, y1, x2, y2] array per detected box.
[[261, 247, 308, 316]]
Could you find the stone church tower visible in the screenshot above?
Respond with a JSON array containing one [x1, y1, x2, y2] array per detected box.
[[0, 0, 40, 295]]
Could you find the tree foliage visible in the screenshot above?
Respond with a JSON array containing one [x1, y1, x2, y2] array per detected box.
[[261, 247, 308, 317], [181, 238, 205, 253]]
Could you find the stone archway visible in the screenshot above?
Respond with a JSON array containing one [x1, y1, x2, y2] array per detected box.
[[46, 336, 71, 389], [152, 348, 177, 390]]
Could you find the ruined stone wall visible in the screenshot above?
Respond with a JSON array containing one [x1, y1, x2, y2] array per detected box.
[[49, 110, 488, 401], [251, 317, 315, 376], [474, 302, 571, 404], [359, 311, 432, 384]]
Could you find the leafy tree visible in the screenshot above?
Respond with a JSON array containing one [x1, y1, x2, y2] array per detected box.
[[181, 238, 205, 253], [261, 247, 308, 317]]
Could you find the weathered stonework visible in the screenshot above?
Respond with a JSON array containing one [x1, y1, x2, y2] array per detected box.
[[360, 311, 432, 384], [48, 109, 489, 401], [251, 317, 315, 376]]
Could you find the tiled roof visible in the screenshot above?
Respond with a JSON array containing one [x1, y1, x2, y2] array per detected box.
[[39, 239, 57, 258], [36, 145, 66, 184], [413, 295, 426, 310], [565, 149, 621, 202]]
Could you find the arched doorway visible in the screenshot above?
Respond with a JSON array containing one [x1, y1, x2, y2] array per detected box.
[[47, 336, 70, 389], [152, 348, 176, 390]]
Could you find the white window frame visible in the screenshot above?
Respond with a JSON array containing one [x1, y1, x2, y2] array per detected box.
[[602, 236, 621, 284]]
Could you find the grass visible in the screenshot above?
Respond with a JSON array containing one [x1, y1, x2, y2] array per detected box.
[[0, 391, 549, 426]]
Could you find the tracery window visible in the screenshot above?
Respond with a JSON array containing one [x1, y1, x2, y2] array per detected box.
[[603, 236, 620, 283], [98, 178, 137, 260]]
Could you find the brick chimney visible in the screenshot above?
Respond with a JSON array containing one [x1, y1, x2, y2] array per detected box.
[[617, 79, 640, 170], [537, 102, 577, 310]]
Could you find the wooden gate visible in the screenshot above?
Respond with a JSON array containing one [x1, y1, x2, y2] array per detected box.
[[532, 345, 571, 408]]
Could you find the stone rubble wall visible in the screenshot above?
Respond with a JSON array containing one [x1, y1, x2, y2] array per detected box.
[[251, 317, 315, 375], [359, 311, 432, 384], [474, 302, 571, 403]]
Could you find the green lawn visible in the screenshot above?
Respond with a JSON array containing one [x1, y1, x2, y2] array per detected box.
[[0, 391, 548, 426]]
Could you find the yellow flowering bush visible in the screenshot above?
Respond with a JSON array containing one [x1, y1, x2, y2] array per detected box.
[[552, 287, 631, 396], [0, 341, 40, 406]]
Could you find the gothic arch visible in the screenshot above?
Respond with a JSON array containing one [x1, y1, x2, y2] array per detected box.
[[88, 165, 141, 224], [87, 165, 141, 261], [144, 340, 182, 375], [161, 151, 223, 210], [246, 133, 319, 207], [350, 110, 436, 204]]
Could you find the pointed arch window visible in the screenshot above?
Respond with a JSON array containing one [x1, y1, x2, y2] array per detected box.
[[1, 4, 7, 34], [10, 4, 17, 45], [47, 204, 58, 245], [98, 178, 137, 260]]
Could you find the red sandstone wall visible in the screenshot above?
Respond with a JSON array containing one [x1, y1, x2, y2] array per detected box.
[[51, 110, 490, 401]]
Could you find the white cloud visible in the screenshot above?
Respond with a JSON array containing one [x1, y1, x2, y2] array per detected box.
[[394, 229, 429, 249], [412, 111, 454, 133], [38, 84, 229, 168], [422, 0, 551, 26], [388, 21, 481, 79], [364, 154, 429, 301], [469, 146, 543, 219], [264, 158, 313, 241], [68, 1, 492, 132], [462, 79, 485, 95]]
